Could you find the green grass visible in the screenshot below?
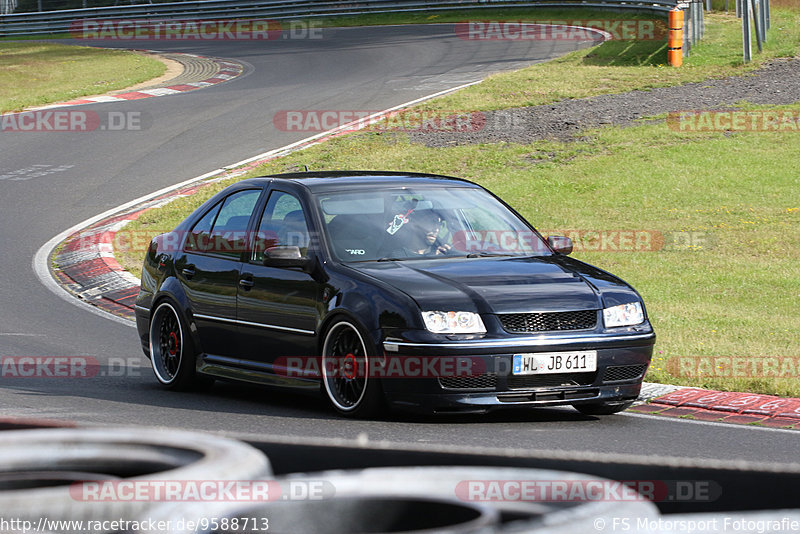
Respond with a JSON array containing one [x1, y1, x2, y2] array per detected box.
[[113, 9, 800, 397], [0, 42, 165, 112]]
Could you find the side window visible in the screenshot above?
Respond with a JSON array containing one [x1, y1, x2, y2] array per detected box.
[[185, 201, 222, 252], [186, 189, 261, 258], [252, 191, 310, 263]]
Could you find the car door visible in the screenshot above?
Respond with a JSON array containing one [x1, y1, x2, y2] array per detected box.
[[237, 189, 322, 364], [175, 188, 263, 357]]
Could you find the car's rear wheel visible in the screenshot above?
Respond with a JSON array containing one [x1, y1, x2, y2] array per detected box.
[[321, 320, 384, 418], [573, 400, 634, 415], [149, 300, 211, 390]]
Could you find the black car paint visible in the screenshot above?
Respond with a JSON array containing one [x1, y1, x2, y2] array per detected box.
[[135, 172, 655, 414]]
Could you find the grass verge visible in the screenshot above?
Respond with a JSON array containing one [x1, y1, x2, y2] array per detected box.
[[0, 42, 165, 112], [116, 10, 800, 396]]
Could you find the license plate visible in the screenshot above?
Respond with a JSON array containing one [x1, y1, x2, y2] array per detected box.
[[512, 351, 597, 375]]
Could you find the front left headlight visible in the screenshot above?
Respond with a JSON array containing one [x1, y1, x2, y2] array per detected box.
[[422, 311, 486, 334], [603, 302, 644, 328]]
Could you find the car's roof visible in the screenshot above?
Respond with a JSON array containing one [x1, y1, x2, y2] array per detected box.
[[235, 171, 481, 191]]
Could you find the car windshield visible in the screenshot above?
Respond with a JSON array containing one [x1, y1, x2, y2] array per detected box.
[[316, 186, 550, 262]]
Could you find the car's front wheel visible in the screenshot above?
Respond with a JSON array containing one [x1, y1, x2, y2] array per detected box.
[[573, 400, 634, 415], [149, 300, 211, 391], [321, 320, 384, 418]]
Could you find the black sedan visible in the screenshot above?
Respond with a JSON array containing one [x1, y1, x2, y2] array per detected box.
[[135, 171, 655, 418]]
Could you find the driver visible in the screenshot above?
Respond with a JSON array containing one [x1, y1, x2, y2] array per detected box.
[[395, 210, 451, 256]]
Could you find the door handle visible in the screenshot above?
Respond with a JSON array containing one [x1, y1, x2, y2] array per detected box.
[[239, 277, 255, 289], [182, 266, 196, 279]]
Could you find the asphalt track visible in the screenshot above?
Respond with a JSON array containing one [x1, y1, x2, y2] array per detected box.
[[0, 25, 797, 465]]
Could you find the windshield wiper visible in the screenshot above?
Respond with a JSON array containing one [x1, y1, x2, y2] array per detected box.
[[465, 252, 517, 258], [377, 257, 408, 262]]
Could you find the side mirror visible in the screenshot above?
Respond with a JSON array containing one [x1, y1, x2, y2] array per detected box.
[[547, 236, 573, 255], [263, 246, 312, 269]]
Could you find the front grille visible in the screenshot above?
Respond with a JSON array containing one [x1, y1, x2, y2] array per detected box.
[[602, 364, 648, 382], [499, 310, 597, 333], [439, 374, 498, 390], [507, 372, 597, 389]]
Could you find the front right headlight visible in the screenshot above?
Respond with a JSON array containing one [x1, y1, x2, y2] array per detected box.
[[422, 311, 486, 334], [603, 302, 644, 328]]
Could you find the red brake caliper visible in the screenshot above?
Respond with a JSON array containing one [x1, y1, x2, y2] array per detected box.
[[168, 332, 179, 356], [343, 353, 357, 380]]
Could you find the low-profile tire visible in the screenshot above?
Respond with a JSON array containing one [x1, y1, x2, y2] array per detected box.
[[574, 400, 634, 415], [149, 299, 212, 391], [321, 320, 385, 418]]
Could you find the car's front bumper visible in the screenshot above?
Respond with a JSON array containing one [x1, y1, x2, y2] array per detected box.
[[378, 330, 655, 413]]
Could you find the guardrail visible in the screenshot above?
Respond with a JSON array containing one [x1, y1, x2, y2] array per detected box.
[[2, 0, 685, 36]]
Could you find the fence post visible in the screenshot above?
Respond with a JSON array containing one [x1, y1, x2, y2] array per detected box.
[[694, 0, 702, 43], [742, 0, 752, 62], [751, 0, 763, 51], [699, 0, 705, 38], [682, 4, 692, 56]]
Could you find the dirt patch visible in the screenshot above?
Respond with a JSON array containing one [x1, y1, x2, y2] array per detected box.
[[409, 57, 800, 146]]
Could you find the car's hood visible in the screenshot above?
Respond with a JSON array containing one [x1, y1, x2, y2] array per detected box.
[[349, 255, 640, 314]]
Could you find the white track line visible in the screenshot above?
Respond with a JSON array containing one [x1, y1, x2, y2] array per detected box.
[[622, 411, 800, 434]]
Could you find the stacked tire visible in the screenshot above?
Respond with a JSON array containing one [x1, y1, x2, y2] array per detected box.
[[0, 427, 271, 532]]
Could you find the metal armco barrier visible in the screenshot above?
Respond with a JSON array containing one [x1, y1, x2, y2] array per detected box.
[[1, 0, 683, 36]]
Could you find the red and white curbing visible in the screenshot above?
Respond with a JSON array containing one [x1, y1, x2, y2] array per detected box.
[[53, 178, 225, 318], [632, 385, 800, 429], [28, 54, 243, 111]]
